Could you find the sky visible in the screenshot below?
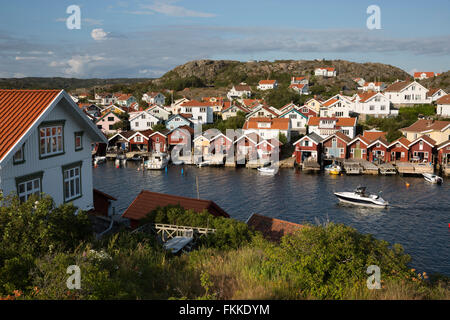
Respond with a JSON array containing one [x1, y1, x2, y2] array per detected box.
[[0, 0, 449, 78]]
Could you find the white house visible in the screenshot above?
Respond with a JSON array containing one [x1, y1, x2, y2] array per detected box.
[[145, 104, 171, 121], [319, 95, 354, 118], [427, 88, 447, 102], [246, 105, 279, 119], [437, 95, 450, 117], [353, 78, 365, 86], [95, 92, 116, 105], [116, 94, 136, 107], [0, 89, 107, 211], [169, 97, 190, 114], [384, 81, 430, 105], [314, 67, 336, 77], [352, 92, 391, 117], [243, 117, 291, 142], [227, 84, 252, 100], [278, 108, 309, 134], [307, 117, 357, 139], [291, 77, 309, 85], [178, 100, 214, 124], [257, 80, 278, 90], [414, 72, 435, 80], [165, 114, 193, 130], [129, 111, 162, 131], [289, 83, 309, 95], [142, 92, 166, 105], [358, 82, 386, 92], [221, 104, 249, 120]]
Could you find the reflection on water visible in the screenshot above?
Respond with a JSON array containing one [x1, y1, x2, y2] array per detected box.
[[93, 161, 450, 276]]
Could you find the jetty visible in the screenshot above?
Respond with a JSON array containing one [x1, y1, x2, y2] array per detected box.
[[395, 162, 434, 175], [379, 163, 397, 175], [301, 160, 321, 172], [343, 160, 363, 175]]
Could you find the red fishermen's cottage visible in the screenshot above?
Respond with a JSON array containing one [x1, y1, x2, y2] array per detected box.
[[408, 135, 436, 163], [292, 132, 322, 164], [347, 135, 370, 160], [367, 138, 389, 163], [388, 137, 410, 162]]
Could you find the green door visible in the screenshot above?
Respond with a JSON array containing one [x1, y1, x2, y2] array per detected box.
[[354, 141, 362, 159]]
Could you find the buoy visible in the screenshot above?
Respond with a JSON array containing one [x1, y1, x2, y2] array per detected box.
[[181, 168, 184, 176], [165, 166, 168, 174], [405, 182, 410, 188], [448, 223, 450, 229]]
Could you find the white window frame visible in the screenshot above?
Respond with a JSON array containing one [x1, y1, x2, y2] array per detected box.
[[39, 123, 64, 158], [63, 164, 82, 202]]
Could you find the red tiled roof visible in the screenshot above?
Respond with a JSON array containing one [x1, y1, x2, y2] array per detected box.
[[243, 117, 290, 130], [414, 72, 434, 78], [247, 213, 305, 242], [0, 89, 62, 162], [122, 190, 230, 222], [400, 119, 450, 132], [307, 117, 357, 127], [180, 100, 212, 107], [322, 98, 338, 107], [357, 91, 378, 102], [362, 130, 387, 142], [388, 137, 411, 149], [408, 135, 436, 147], [437, 94, 450, 105], [322, 131, 351, 144], [233, 85, 252, 92], [259, 80, 276, 85], [384, 81, 410, 92]]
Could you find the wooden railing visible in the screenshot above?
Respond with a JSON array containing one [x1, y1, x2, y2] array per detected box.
[[131, 223, 216, 242]]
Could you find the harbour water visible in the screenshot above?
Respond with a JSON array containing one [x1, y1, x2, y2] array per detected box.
[[93, 161, 450, 276]]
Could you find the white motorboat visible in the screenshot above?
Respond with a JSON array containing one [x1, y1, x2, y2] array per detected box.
[[144, 153, 169, 170], [422, 173, 443, 184], [93, 156, 106, 164], [197, 160, 211, 168], [257, 167, 276, 175], [334, 187, 389, 208]]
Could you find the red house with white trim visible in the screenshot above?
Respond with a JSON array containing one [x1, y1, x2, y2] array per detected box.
[[321, 132, 351, 159], [388, 137, 410, 162], [347, 135, 370, 160], [408, 135, 436, 163], [292, 132, 322, 164], [367, 138, 390, 163], [437, 140, 450, 167]]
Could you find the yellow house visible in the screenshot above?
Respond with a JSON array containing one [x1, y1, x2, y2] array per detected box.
[[304, 98, 324, 113], [193, 135, 211, 156], [400, 120, 450, 145]]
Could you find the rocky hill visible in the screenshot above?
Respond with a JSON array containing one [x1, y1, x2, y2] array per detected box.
[[419, 71, 450, 93], [156, 59, 412, 90]]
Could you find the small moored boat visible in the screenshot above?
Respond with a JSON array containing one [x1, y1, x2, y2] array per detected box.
[[325, 164, 341, 175], [197, 160, 211, 168], [422, 173, 443, 184], [144, 153, 169, 170], [334, 186, 389, 208], [257, 167, 276, 175]]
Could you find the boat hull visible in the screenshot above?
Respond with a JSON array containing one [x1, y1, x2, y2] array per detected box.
[[334, 192, 388, 208]]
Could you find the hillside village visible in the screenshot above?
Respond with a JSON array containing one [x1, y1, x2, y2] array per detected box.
[[63, 62, 450, 178]]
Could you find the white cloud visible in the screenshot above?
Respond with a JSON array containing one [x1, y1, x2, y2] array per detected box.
[[50, 55, 106, 76], [91, 28, 109, 41], [140, 1, 216, 18]]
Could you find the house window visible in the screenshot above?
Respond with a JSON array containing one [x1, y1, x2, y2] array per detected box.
[[142, 114, 146, 119], [302, 108, 309, 113], [198, 116, 202, 121], [13, 144, 25, 164], [350, 148, 354, 154], [369, 106, 375, 111], [62, 162, 82, 202], [200, 108, 206, 112], [381, 105, 386, 110], [75, 132, 83, 151], [39, 121, 64, 158], [97, 125, 102, 129], [136, 136, 142, 142], [289, 114, 297, 119], [147, 122, 151, 127], [304, 140, 309, 147], [16, 172, 43, 202], [156, 137, 160, 142], [135, 122, 139, 127], [185, 108, 192, 112], [109, 125, 114, 130], [362, 149, 366, 154]]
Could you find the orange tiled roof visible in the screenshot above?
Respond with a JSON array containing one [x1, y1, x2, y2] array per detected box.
[[322, 98, 339, 107], [259, 80, 276, 85], [384, 81, 411, 92], [357, 91, 378, 102], [247, 213, 304, 242], [307, 117, 357, 127], [243, 117, 290, 130], [180, 100, 212, 107], [400, 119, 450, 132], [0, 89, 62, 162], [437, 94, 450, 105], [414, 72, 434, 78], [362, 130, 387, 142]]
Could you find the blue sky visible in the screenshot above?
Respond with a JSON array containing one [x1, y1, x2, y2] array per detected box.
[[1, 0, 449, 78]]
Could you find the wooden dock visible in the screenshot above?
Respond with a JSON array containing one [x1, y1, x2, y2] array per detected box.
[[301, 160, 321, 172], [379, 163, 397, 175], [343, 160, 363, 175], [395, 162, 434, 175]]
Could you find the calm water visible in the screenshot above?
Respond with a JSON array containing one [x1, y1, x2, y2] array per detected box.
[[93, 161, 450, 276]]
